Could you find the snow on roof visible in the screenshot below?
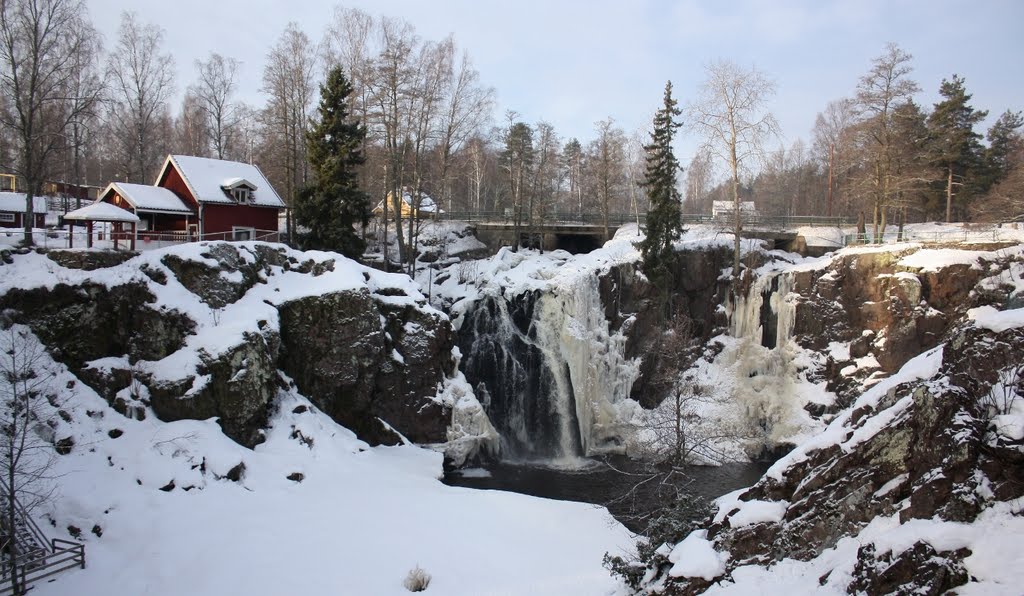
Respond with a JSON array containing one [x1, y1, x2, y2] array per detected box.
[[163, 155, 285, 208], [106, 182, 192, 214], [221, 177, 256, 189], [64, 201, 141, 223], [0, 192, 48, 213]]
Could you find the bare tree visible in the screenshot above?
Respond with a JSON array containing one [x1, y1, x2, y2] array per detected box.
[[0, 321, 58, 595], [812, 98, 858, 217], [684, 149, 715, 214], [106, 11, 176, 183], [0, 0, 102, 245], [191, 52, 242, 160], [530, 120, 560, 246], [435, 42, 494, 214], [173, 90, 208, 157], [588, 118, 626, 241], [261, 22, 318, 241], [851, 43, 920, 242], [689, 59, 779, 277]]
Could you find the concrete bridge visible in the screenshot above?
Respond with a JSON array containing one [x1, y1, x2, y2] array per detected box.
[[442, 211, 853, 255]]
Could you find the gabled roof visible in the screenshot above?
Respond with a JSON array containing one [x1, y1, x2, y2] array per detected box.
[[64, 201, 141, 223], [157, 155, 286, 208], [103, 182, 193, 214], [222, 177, 256, 190], [0, 192, 48, 214]]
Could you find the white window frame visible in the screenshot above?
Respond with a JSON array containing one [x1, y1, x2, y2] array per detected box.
[[232, 226, 255, 241], [0, 213, 14, 223], [231, 187, 252, 203]]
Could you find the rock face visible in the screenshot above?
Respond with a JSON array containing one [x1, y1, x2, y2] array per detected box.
[[0, 244, 458, 449], [149, 329, 281, 447], [633, 322, 1024, 594], [791, 250, 983, 371], [598, 247, 733, 407], [0, 282, 194, 369], [279, 287, 453, 445]]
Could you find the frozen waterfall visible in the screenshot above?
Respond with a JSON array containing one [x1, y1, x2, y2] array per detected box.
[[458, 273, 640, 464]]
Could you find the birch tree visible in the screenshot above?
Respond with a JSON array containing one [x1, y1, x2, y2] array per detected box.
[[192, 52, 242, 160], [852, 43, 920, 242], [106, 11, 175, 183], [689, 60, 779, 277], [262, 23, 317, 240]]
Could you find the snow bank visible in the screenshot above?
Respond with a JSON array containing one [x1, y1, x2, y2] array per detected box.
[[19, 331, 631, 596], [668, 530, 728, 580], [969, 305, 1024, 332]]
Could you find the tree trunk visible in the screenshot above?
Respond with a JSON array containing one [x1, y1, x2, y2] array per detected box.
[[945, 164, 954, 223]]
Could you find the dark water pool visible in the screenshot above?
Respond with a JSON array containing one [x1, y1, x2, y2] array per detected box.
[[443, 457, 771, 532]]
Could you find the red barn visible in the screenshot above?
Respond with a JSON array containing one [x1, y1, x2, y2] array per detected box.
[[96, 155, 286, 241], [0, 192, 47, 228]]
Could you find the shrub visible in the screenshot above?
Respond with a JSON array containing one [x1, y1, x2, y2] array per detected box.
[[403, 565, 431, 592]]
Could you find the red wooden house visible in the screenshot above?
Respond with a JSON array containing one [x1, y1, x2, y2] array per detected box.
[[96, 155, 286, 241], [0, 192, 47, 229]]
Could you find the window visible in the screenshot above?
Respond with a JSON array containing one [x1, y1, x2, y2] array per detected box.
[[0, 213, 13, 223], [232, 226, 254, 241], [231, 187, 251, 203]]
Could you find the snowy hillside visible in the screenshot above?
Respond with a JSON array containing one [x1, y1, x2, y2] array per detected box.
[[19, 330, 632, 595], [0, 241, 633, 595]]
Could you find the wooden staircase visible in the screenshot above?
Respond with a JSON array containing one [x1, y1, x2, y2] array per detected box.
[[0, 487, 84, 595]]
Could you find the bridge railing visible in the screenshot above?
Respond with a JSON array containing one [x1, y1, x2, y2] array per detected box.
[[843, 228, 1013, 246], [441, 211, 647, 227], [439, 210, 853, 230]]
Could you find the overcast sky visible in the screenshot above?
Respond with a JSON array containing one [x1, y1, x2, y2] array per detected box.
[[89, 0, 1023, 161]]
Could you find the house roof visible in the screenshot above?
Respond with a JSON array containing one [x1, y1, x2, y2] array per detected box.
[[103, 182, 193, 214], [64, 201, 141, 223], [159, 155, 286, 208], [0, 192, 48, 214]]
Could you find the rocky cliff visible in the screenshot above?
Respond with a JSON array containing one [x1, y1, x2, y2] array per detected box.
[[625, 242, 1024, 594], [0, 242, 472, 450]]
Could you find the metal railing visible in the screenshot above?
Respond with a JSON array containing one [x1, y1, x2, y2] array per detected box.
[[439, 210, 853, 230], [441, 211, 646, 227], [0, 486, 84, 594], [843, 228, 1012, 246], [0, 539, 85, 595]]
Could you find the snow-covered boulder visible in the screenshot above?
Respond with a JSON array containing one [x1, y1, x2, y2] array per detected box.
[[0, 242, 470, 450]]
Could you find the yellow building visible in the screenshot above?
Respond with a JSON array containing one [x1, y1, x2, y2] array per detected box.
[[373, 188, 440, 219]]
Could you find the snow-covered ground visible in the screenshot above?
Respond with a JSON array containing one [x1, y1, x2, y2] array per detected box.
[[22, 331, 632, 596]]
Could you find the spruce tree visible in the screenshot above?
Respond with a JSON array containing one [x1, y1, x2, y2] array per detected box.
[[926, 75, 987, 222], [294, 66, 370, 258], [637, 82, 683, 302], [980, 110, 1024, 190]]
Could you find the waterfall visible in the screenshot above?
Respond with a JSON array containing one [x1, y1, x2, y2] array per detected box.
[[724, 270, 806, 453], [729, 271, 796, 347], [458, 273, 640, 464]]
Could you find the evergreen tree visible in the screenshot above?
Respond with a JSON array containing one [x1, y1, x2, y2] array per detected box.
[[926, 75, 987, 222], [980, 110, 1024, 190], [294, 66, 370, 258], [636, 82, 683, 306], [501, 120, 534, 248]]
